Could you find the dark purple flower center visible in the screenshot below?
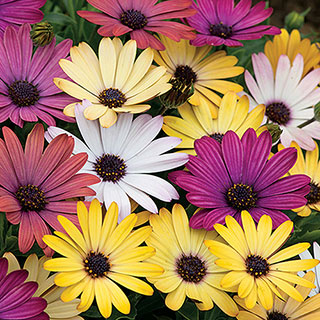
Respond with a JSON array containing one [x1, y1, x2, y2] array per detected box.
[[210, 132, 224, 144], [209, 23, 233, 39], [15, 184, 47, 212], [306, 181, 320, 205], [266, 102, 291, 125], [245, 254, 270, 278], [8, 80, 40, 107], [226, 183, 257, 211], [174, 65, 197, 87], [267, 311, 288, 320], [84, 251, 110, 278], [98, 88, 127, 109], [94, 154, 126, 183], [176, 254, 206, 283], [120, 9, 148, 30]]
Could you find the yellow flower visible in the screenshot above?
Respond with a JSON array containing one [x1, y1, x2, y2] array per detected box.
[[43, 199, 163, 318], [162, 91, 265, 155], [153, 35, 244, 117], [234, 271, 320, 320], [145, 204, 239, 317], [3, 252, 83, 320], [205, 211, 319, 310], [55, 37, 171, 128], [264, 28, 320, 77]]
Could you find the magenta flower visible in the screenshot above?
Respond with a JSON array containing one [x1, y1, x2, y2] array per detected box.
[[0, 23, 78, 127], [0, 124, 100, 256], [77, 0, 196, 50], [0, 257, 48, 320], [185, 0, 280, 47], [0, 0, 45, 37], [169, 129, 310, 230]]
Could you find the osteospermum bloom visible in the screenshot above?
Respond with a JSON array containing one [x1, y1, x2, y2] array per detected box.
[[0, 24, 77, 127], [77, 0, 196, 50], [145, 204, 239, 316], [185, 0, 280, 47], [3, 252, 83, 320], [169, 129, 310, 230], [245, 52, 320, 150], [0, 257, 48, 320], [205, 211, 319, 310], [43, 199, 163, 318], [163, 91, 265, 154], [56, 37, 171, 128], [46, 100, 188, 221], [0, 124, 100, 255], [154, 35, 244, 114]]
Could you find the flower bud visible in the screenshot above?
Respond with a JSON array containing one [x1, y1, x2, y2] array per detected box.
[[265, 123, 283, 144], [30, 22, 54, 47], [285, 8, 310, 32]]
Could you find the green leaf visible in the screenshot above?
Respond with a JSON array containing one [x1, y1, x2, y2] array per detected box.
[[177, 300, 199, 320], [44, 12, 76, 26]]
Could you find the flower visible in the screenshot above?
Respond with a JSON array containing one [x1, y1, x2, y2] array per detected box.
[[234, 272, 320, 320], [0, 257, 48, 320], [77, 0, 196, 50], [169, 129, 310, 230], [46, 100, 188, 221], [265, 28, 320, 77], [185, 0, 280, 47], [3, 252, 83, 320], [205, 211, 319, 310], [0, 0, 45, 36], [163, 91, 265, 155], [154, 35, 244, 114], [55, 37, 171, 128], [0, 124, 100, 256], [43, 199, 163, 318], [145, 204, 239, 316], [245, 52, 320, 150], [0, 24, 77, 127]]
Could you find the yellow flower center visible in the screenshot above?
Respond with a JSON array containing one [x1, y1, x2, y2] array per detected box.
[[176, 254, 206, 283], [84, 251, 111, 278], [306, 181, 320, 205], [267, 311, 288, 320], [120, 9, 148, 30], [15, 184, 47, 212], [245, 254, 270, 278], [8, 80, 39, 107], [98, 88, 127, 109], [226, 183, 257, 211], [266, 102, 291, 125]]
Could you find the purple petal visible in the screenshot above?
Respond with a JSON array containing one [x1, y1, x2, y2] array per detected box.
[[0, 258, 8, 282], [187, 192, 227, 208], [257, 194, 307, 210], [203, 207, 237, 230], [189, 209, 210, 229], [0, 270, 28, 301], [249, 208, 290, 229]]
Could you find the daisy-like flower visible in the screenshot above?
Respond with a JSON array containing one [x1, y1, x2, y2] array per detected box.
[[0, 257, 48, 320], [0, 24, 78, 127], [43, 199, 164, 318], [45, 100, 188, 221], [245, 52, 320, 150], [77, 0, 196, 50], [154, 35, 244, 115], [55, 37, 171, 128], [145, 204, 239, 316], [185, 0, 280, 47], [265, 28, 320, 77], [0, 124, 100, 256], [234, 272, 320, 320], [205, 211, 319, 310], [3, 252, 83, 320], [163, 91, 265, 155], [0, 0, 45, 36], [169, 129, 310, 230]]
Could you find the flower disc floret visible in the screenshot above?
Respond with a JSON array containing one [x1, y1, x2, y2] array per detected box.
[[8, 80, 40, 107], [226, 183, 257, 211], [245, 254, 270, 278], [98, 88, 127, 108], [176, 254, 206, 283], [84, 251, 111, 278], [209, 23, 233, 39], [15, 184, 47, 212], [306, 182, 320, 205], [267, 311, 288, 320], [120, 9, 148, 30], [266, 102, 291, 125], [174, 65, 197, 87]]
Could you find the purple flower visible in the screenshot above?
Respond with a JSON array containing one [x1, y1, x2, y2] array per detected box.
[[0, 23, 77, 127], [169, 129, 310, 230], [0, 257, 48, 320], [186, 0, 280, 47]]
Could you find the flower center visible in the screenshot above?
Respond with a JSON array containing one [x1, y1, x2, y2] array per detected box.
[[84, 251, 111, 278], [267, 311, 288, 320], [306, 181, 320, 205], [120, 9, 148, 30], [209, 22, 233, 38], [174, 65, 197, 87], [245, 254, 270, 278], [210, 132, 224, 144], [176, 254, 206, 283], [266, 102, 291, 125], [98, 88, 127, 109], [8, 80, 39, 107], [94, 154, 126, 183], [15, 184, 47, 212], [226, 183, 257, 211]]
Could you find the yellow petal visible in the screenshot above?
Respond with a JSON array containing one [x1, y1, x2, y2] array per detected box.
[[43, 258, 84, 272], [3, 252, 21, 273], [268, 243, 311, 264], [112, 262, 163, 277], [220, 271, 248, 288], [256, 278, 273, 310], [106, 278, 131, 314], [61, 277, 89, 302], [99, 202, 118, 249], [88, 199, 102, 251], [83, 104, 107, 121], [77, 277, 95, 312], [271, 259, 319, 272], [269, 270, 316, 288], [165, 284, 186, 311], [172, 204, 190, 253], [244, 284, 257, 309], [95, 278, 112, 318], [54, 270, 87, 287], [215, 258, 245, 271], [242, 211, 258, 254], [256, 215, 272, 257], [99, 37, 116, 88], [112, 247, 155, 264], [238, 274, 255, 299], [205, 240, 243, 261], [217, 91, 238, 132]]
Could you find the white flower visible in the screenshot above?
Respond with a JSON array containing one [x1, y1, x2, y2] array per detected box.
[[45, 100, 188, 221]]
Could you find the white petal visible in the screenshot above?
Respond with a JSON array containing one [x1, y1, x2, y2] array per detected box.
[[274, 55, 291, 101], [244, 70, 264, 104], [85, 181, 104, 202], [286, 126, 316, 150], [303, 122, 320, 140], [279, 127, 293, 147], [314, 242, 320, 293], [291, 88, 320, 111]]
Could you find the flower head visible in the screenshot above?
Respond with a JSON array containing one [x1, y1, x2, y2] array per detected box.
[[77, 0, 196, 50], [0, 124, 100, 256], [185, 0, 280, 47], [205, 211, 319, 310], [43, 199, 163, 318]]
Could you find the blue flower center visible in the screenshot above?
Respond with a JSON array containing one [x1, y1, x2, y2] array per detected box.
[[84, 251, 110, 278], [15, 184, 47, 212], [209, 23, 233, 38], [176, 254, 206, 283], [226, 183, 257, 211], [98, 88, 127, 109], [267, 311, 288, 320], [94, 154, 126, 183], [8, 80, 39, 107], [245, 254, 270, 278], [266, 102, 291, 125], [306, 181, 320, 205], [120, 9, 148, 30]]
